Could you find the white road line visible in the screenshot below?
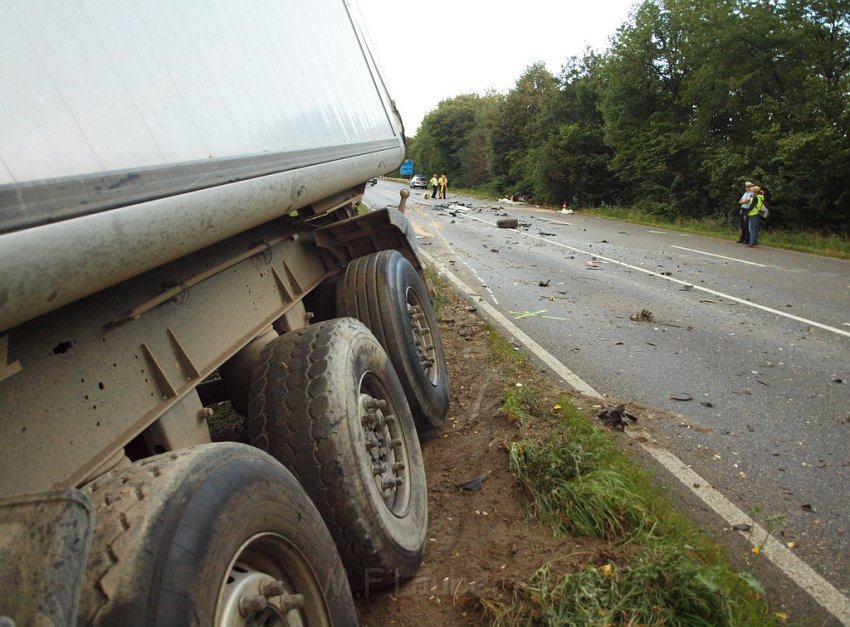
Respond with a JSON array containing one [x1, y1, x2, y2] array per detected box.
[[462, 214, 850, 340], [420, 249, 601, 399], [671, 245, 770, 267], [413, 205, 499, 305], [420, 248, 850, 626]]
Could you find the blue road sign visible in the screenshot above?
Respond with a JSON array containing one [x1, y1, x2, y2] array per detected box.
[[400, 159, 414, 176]]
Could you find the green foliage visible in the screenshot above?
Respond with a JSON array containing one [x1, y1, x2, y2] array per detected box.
[[490, 385, 776, 626], [411, 0, 850, 233], [483, 545, 777, 626]]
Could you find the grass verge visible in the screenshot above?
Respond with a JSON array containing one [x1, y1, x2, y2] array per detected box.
[[479, 335, 778, 625], [579, 205, 850, 260]]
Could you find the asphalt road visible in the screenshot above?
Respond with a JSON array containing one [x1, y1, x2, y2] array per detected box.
[[367, 181, 850, 618]]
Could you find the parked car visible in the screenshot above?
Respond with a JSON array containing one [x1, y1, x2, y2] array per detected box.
[[410, 175, 428, 188]]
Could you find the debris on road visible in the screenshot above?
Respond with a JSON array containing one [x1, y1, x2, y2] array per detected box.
[[670, 393, 694, 401], [597, 403, 638, 431], [497, 217, 519, 229], [732, 523, 753, 532], [538, 280, 550, 287], [630, 309, 654, 322]]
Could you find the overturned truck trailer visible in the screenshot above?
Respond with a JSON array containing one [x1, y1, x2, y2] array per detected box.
[[0, 0, 450, 624]]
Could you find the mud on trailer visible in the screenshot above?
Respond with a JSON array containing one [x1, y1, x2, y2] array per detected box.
[[0, 1, 449, 624]]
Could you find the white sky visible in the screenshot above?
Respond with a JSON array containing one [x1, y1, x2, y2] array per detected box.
[[352, 0, 639, 135]]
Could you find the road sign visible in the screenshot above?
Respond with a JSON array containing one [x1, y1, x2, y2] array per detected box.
[[400, 159, 413, 176]]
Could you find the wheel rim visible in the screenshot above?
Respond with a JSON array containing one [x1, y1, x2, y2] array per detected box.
[[217, 532, 331, 627], [358, 374, 412, 517], [405, 287, 439, 385]]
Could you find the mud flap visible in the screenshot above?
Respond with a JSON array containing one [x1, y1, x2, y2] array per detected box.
[[0, 489, 93, 626]]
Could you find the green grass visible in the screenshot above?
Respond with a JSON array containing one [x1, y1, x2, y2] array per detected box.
[[577, 205, 850, 260], [482, 381, 778, 626], [483, 544, 772, 626], [422, 265, 446, 317]]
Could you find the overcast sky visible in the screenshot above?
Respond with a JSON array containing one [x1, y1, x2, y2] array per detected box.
[[352, 0, 639, 135]]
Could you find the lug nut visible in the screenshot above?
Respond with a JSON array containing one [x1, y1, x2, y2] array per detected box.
[[392, 462, 406, 472], [390, 438, 403, 448], [260, 579, 285, 598], [372, 462, 387, 475], [364, 398, 386, 410], [281, 592, 305, 612], [239, 594, 268, 616]]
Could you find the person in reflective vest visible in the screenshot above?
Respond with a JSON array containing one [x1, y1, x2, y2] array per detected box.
[[746, 186, 765, 247]]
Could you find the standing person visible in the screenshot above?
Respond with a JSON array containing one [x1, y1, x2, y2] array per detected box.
[[428, 172, 440, 198], [429, 173, 439, 200], [439, 173, 448, 199], [738, 181, 754, 243], [746, 186, 765, 247]]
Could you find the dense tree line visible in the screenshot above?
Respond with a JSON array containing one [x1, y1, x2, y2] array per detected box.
[[406, 0, 850, 232]]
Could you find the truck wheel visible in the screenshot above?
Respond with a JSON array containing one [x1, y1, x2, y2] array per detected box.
[[336, 250, 449, 432], [247, 318, 427, 590], [79, 443, 356, 626]]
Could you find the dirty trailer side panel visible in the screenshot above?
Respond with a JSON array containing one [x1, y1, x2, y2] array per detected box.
[[0, 0, 406, 498], [0, 0, 421, 622]]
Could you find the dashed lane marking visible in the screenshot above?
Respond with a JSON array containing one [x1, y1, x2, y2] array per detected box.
[[671, 245, 770, 267], [460, 213, 850, 340]]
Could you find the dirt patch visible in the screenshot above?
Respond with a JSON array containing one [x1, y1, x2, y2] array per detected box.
[[355, 291, 608, 625]]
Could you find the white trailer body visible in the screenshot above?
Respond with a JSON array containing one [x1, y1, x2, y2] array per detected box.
[[0, 1, 449, 625], [0, 0, 405, 333]]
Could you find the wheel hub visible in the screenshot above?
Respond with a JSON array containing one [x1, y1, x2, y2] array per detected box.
[[219, 547, 309, 627], [359, 392, 409, 514], [406, 291, 438, 384]]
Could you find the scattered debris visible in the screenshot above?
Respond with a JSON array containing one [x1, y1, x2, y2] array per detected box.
[[630, 309, 653, 322], [538, 280, 550, 287], [700, 401, 715, 408], [538, 231, 556, 236], [456, 472, 489, 492], [497, 217, 519, 229], [597, 403, 638, 431], [732, 523, 752, 532], [831, 375, 845, 384], [670, 393, 694, 401], [801, 503, 815, 513]]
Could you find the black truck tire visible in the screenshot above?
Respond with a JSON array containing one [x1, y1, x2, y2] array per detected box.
[[79, 442, 356, 626], [336, 250, 449, 432], [247, 318, 428, 590]]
